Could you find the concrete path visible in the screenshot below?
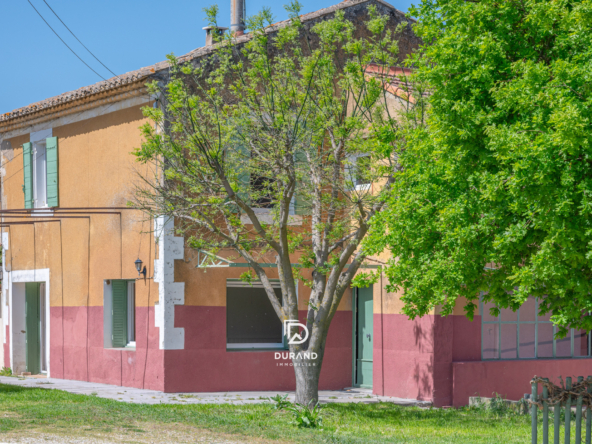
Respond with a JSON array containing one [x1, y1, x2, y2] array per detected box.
[[0, 375, 430, 406]]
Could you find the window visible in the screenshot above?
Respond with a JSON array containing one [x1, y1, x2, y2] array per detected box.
[[104, 280, 135, 348], [481, 296, 590, 360], [226, 279, 288, 350], [346, 154, 371, 191], [23, 130, 59, 209]]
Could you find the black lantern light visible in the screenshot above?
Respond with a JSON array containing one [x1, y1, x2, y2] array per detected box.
[[135, 258, 146, 278]]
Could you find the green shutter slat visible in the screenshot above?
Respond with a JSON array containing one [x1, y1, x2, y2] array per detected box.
[[23, 142, 33, 209], [294, 150, 307, 216], [111, 281, 128, 347], [46, 137, 59, 207]]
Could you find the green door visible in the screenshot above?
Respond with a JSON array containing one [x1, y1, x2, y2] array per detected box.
[[355, 286, 373, 388], [25, 283, 41, 375]]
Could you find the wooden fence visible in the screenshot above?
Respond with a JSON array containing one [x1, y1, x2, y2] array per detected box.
[[531, 376, 592, 444]]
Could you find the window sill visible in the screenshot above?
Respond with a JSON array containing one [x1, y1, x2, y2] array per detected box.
[[226, 343, 287, 352], [240, 209, 302, 226], [106, 346, 136, 352]]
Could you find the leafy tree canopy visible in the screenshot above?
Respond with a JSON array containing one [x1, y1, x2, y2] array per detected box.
[[366, 0, 592, 335]]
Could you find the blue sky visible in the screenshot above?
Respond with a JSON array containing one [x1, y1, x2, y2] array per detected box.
[[0, 1, 414, 115]]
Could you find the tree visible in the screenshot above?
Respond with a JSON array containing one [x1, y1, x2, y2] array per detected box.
[[366, 0, 592, 336], [134, 2, 414, 405]]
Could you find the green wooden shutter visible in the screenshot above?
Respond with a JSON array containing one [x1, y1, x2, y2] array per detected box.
[[23, 142, 33, 209], [294, 150, 307, 215], [111, 280, 128, 348], [46, 137, 59, 207]]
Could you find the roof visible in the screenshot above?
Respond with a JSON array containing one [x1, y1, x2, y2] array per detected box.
[[0, 0, 407, 126]]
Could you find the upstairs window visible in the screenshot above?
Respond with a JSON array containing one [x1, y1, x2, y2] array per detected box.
[[23, 130, 59, 209], [481, 296, 590, 360]]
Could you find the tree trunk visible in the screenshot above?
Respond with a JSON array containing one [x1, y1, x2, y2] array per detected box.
[[293, 350, 323, 406]]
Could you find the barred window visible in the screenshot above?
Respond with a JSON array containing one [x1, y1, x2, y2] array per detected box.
[[481, 296, 591, 360]]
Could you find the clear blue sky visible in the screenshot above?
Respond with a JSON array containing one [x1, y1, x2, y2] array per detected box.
[[0, 0, 414, 115]]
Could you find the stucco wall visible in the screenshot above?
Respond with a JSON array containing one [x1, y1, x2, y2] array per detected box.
[[1, 102, 165, 388]]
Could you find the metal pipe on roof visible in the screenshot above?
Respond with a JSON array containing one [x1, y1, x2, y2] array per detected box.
[[230, 0, 246, 35]]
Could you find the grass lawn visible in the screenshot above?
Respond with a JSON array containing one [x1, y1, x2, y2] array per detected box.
[[0, 383, 535, 443]]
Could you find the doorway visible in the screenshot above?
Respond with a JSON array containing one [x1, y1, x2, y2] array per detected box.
[[353, 286, 373, 388], [25, 282, 46, 375]]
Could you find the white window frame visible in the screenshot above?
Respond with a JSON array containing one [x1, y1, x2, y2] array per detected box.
[[226, 278, 297, 350], [347, 154, 372, 192], [30, 129, 52, 210], [127, 281, 136, 348]]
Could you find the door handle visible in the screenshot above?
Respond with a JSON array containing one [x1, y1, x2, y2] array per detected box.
[[366, 334, 371, 341]]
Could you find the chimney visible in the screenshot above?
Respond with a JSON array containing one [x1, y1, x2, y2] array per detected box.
[[230, 0, 246, 36], [203, 26, 228, 46]]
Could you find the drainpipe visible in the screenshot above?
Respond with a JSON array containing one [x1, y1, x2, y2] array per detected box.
[[230, 0, 246, 36]]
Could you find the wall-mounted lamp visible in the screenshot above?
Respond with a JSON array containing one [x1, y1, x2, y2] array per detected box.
[[135, 258, 147, 279]]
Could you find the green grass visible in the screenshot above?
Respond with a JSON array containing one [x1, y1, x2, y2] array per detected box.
[[0, 383, 535, 443]]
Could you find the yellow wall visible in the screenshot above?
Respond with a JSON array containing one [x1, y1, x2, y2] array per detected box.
[[2, 103, 159, 308]]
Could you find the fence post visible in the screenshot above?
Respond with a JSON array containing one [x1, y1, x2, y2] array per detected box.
[[533, 380, 539, 444], [577, 376, 584, 444], [556, 384, 562, 444], [566, 377, 573, 444], [586, 376, 591, 444], [543, 378, 549, 444]]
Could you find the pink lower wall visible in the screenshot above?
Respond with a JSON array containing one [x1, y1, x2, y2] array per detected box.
[[163, 307, 352, 393], [49, 306, 164, 390], [453, 358, 592, 407], [373, 313, 481, 407]]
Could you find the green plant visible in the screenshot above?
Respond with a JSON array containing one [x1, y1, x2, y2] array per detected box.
[[0, 367, 12, 376], [287, 402, 324, 428], [269, 394, 292, 411]]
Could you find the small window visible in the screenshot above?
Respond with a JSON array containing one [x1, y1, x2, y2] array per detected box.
[[481, 296, 590, 360], [104, 280, 136, 349], [346, 155, 372, 191], [32, 141, 47, 208], [226, 279, 287, 350]]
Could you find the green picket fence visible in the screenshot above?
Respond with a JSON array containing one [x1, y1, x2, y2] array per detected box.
[[531, 376, 592, 444]]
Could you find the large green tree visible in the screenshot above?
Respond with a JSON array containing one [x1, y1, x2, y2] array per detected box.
[[367, 0, 592, 334]]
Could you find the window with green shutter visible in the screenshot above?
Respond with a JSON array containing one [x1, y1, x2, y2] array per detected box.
[[22, 142, 33, 209], [23, 136, 59, 209], [110, 280, 136, 348]]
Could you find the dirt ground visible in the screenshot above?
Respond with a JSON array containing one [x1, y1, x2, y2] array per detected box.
[[0, 421, 283, 444]]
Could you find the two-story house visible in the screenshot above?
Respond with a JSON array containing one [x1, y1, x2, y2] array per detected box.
[[1, 0, 588, 407]]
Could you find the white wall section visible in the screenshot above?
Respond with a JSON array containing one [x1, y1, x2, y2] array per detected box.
[[153, 216, 185, 350]]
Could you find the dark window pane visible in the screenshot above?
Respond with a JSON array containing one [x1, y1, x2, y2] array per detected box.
[[555, 329, 571, 357], [574, 330, 589, 357], [538, 323, 554, 358], [519, 323, 535, 358], [501, 324, 517, 359], [482, 323, 499, 359], [520, 298, 536, 322], [227, 287, 282, 344], [482, 300, 499, 322]]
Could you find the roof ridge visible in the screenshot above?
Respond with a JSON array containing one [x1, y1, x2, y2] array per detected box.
[[1, 0, 407, 127]]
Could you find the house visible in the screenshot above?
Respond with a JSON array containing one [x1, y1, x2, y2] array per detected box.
[[0, 0, 587, 407]]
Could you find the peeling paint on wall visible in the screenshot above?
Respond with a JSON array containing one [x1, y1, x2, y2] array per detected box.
[[154, 216, 185, 350]]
